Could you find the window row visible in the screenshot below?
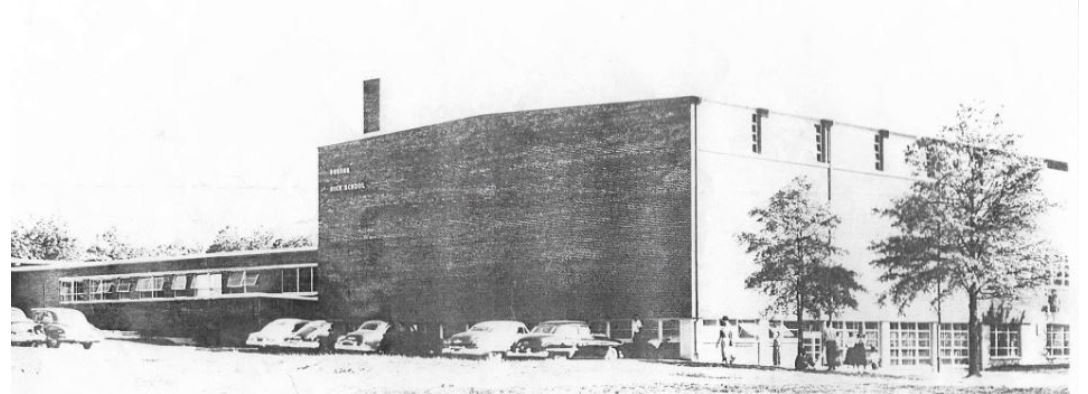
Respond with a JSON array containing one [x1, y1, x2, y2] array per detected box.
[[748, 110, 888, 172], [588, 319, 681, 342], [59, 266, 316, 302]]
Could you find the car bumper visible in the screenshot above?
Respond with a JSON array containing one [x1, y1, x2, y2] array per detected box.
[[11, 333, 45, 344], [441, 346, 497, 357], [334, 341, 378, 353], [505, 348, 573, 359]]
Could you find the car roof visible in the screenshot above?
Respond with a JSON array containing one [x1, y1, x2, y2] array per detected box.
[[536, 320, 587, 325], [473, 320, 526, 326]]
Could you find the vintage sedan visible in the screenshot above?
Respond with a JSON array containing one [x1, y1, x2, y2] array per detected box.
[[334, 320, 390, 353], [31, 308, 103, 349], [246, 318, 333, 351], [442, 320, 529, 360], [506, 320, 622, 360], [11, 307, 45, 347]]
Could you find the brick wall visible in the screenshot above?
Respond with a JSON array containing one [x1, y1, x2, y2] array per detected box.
[[318, 97, 696, 325]]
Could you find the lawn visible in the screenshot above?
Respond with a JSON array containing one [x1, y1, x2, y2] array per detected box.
[[11, 340, 1069, 393]]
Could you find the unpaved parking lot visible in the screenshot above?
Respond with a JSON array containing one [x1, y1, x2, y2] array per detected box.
[[12, 340, 1069, 393]]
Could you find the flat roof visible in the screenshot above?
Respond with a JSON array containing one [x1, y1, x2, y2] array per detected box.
[[10, 247, 318, 272]]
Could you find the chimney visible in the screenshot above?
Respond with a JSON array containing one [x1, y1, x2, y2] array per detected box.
[[363, 78, 380, 134]]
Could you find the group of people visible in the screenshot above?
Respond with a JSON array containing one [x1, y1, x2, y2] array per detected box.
[[713, 316, 881, 371]]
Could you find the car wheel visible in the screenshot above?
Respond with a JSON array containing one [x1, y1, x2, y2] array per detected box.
[[603, 347, 619, 360], [46, 338, 60, 348], [82, 342, 94, 350]]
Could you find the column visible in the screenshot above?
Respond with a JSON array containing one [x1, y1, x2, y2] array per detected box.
[[880, 321, 891, 367]]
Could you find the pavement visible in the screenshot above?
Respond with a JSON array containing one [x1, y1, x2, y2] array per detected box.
[[10, 340, 1071, 393]]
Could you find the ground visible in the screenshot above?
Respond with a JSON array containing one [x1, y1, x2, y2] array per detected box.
[[11, 340, 1069, 393]]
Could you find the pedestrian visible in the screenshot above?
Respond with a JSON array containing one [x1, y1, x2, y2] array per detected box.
[[716, 315, 737, 365], [631, 314, 644, 358], [822, 322, 840, 371], [771, 330, 781, 367]]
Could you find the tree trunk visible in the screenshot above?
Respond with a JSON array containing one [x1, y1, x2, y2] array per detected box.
[[795, 293, 807, 370], [967, 290, 983, 377]]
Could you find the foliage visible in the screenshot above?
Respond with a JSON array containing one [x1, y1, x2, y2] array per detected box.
[[869, 103, 1061, 376], [204, 225, 313, 253], [10, 218, 81, 260], [83, 227, 144, 261], [737, 176, 863, 370], [738, 176, 863, 320]]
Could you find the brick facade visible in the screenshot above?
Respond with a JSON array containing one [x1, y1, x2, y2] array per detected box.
[[318, 97, 697, 325]]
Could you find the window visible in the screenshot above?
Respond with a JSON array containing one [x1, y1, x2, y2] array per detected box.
[[939, 323, 968, 365], [643, 320, 660, 340], [874, 130, 888, 171], [815, 119, 832, 163], [283, 268, 299, 292], [135, 278, 154, 292], [152, 277, 166, 291], [988, 324, 1021, 358], [889, 322, 932, 366], [116, 281, 132, 293], [829, 321, 879, 349], [784, 321, 823, 361], [751, 108, 768, 154], [662, 320, 680, 340], [1046, 324, 1070, 357], [243, 273, 260, 287], [610, 320, 633, 340], [299, 267, 314, 292], [226, 272, 245, 288], [171, 275, 188, 291], [1051, 259, 1070, 286], [589, 321, 608, 335]]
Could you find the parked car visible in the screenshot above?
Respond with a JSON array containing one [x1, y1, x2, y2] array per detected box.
[[246, 318, 333, 351], [506, 320, 622, 360], [11, 307, 45, 347], [442, 320, 529, 360], [31, 308, 103, 349], [334, 320, 390, 353], [379, 323, 443, 357]]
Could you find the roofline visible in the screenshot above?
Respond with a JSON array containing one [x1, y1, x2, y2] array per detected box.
[[10, 247, 318, 273], [318, 96, 701, 150]]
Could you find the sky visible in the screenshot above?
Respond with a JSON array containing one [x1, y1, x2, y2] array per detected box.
[[4, 0, 1080, 248]]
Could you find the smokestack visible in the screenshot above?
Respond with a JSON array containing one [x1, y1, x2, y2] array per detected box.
[[363, 78, 380, 134]]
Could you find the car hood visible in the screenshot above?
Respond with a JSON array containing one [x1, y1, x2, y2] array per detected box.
[[11, 321, 38, 332]]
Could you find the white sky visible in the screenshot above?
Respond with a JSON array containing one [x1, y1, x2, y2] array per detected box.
[[4, 0, 1080, 247]]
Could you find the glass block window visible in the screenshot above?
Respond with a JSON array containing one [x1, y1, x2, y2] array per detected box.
[[1046, 324, 1070, 357], [889, 322, 932, 366], [988, 324, 1021, 358], [829, 321, 879, 349], [938, 323, 968, 365]]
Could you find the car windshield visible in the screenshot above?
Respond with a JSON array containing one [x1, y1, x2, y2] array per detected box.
[[261, 319, 307, 336], [294, 321, 326, 336], [531, 324, 564, 334], [11, 308, 30, 322], [359, 321, 383, 331], [470, 322, 510, 332]]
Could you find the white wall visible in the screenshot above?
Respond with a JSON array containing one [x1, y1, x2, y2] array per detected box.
[[693, 101, 1073, 327]]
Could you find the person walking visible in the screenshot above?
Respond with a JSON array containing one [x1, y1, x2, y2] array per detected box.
[[716, 316, 737, 365]]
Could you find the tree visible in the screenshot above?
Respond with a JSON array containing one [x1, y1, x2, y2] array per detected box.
[[10, 218, 80, 260], [205, 226, 313, 253], [870, 104, 1060, 377], [83, 227, 144, 261], [737, 176, 864, 370]]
